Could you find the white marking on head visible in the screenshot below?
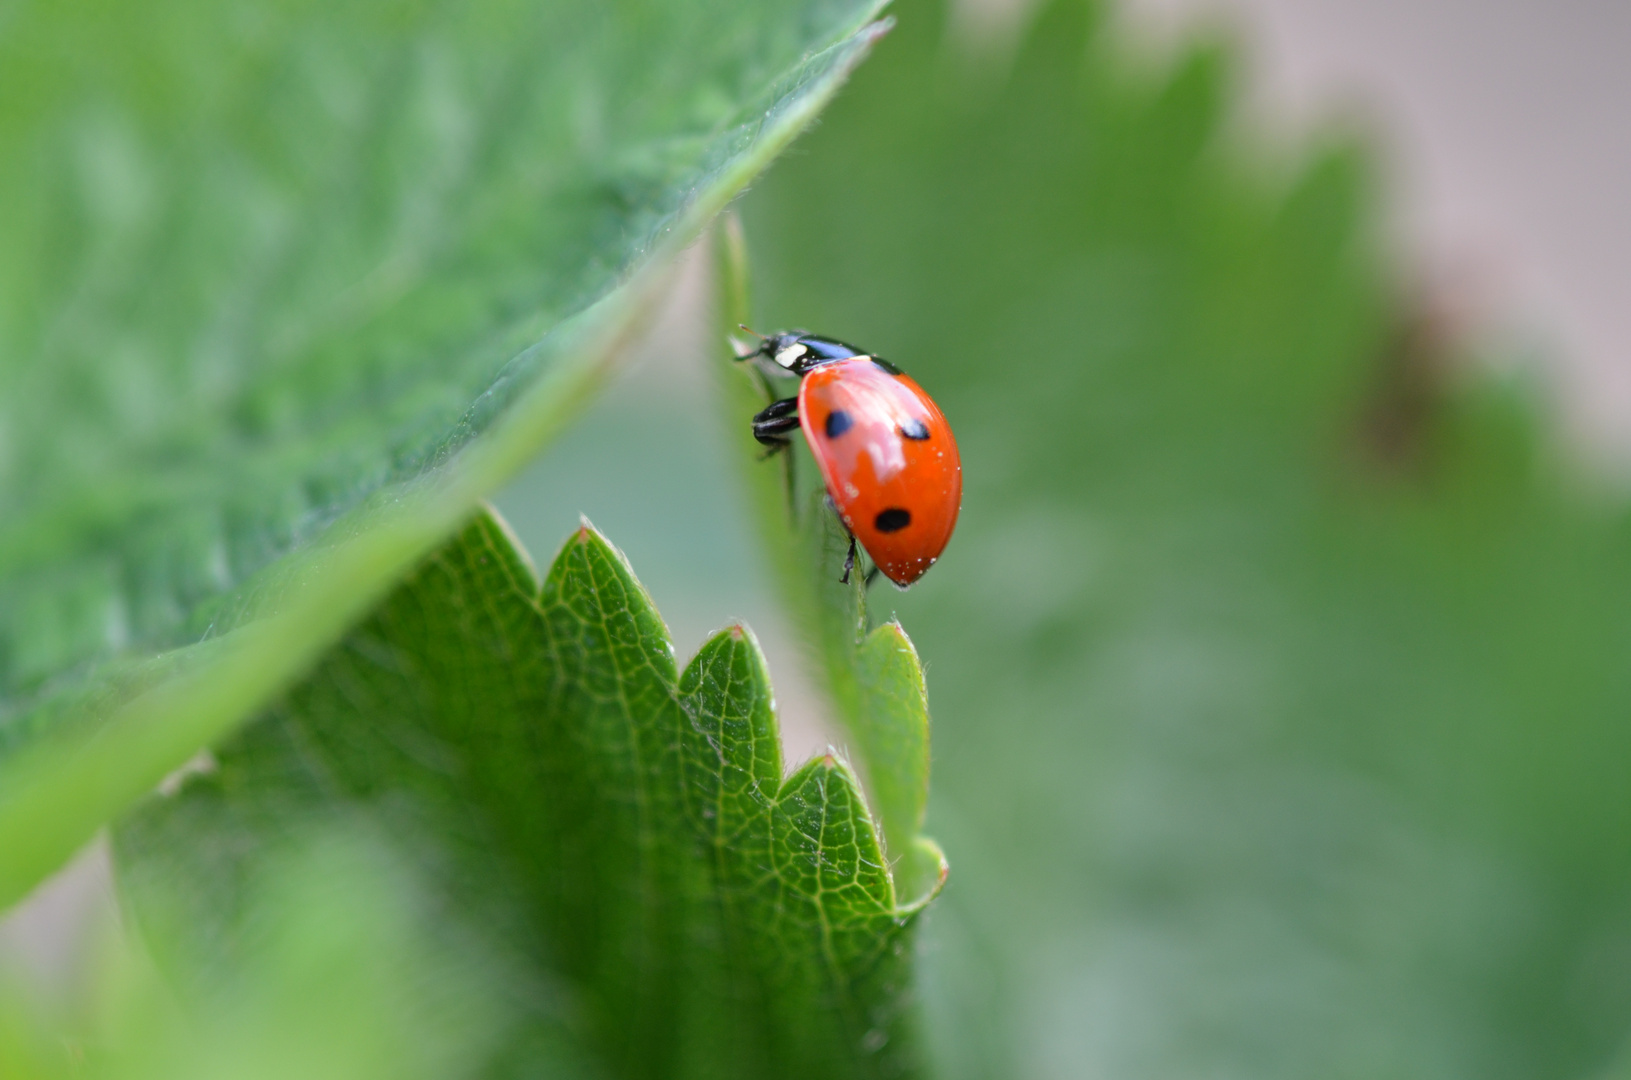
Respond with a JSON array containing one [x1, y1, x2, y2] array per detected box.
[[774, 343, 808, 368]]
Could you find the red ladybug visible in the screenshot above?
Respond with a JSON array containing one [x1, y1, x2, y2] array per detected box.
[[738, 329, 962, 587]]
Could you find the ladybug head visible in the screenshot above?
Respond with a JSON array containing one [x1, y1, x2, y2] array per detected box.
[[761, 331, 808, 365], [743, 328, 820, 373], [737, 326, 866, 375]]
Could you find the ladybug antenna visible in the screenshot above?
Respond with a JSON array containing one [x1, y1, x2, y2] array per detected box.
[[729, 323, 771, 362]]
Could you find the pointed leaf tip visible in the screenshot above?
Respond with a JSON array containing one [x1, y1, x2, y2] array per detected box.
[[119, 515, 933, 1074]]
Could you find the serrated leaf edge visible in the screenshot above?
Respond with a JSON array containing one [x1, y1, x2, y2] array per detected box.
[[559, 516, 931, 917]]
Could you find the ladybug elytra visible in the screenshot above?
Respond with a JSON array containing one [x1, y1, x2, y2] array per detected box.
[[737, 329, 962, 588]]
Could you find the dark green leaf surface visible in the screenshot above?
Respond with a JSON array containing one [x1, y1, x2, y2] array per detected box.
[[0, 0, 888, 904], [746, 0, 1631, 1076], [116, 511, 934, 1078]]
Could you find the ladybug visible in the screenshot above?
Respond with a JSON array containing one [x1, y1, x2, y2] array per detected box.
[[737, 328, 962, 587]]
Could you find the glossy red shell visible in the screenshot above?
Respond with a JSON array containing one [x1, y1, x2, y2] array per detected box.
[[797, 357, 962, 586]]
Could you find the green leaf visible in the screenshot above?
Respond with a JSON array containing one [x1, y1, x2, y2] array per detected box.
[[3, 831, 508, 1080], [714, 217, 944, 906], [0, 0, 890, 905], [746, 0, 1631, 1076], [114, 510, 934, 1078]]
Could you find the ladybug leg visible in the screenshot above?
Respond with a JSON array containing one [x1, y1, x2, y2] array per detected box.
[[751, 397, 800, 452], [864, 566, 880, 589], [823, 493, 862, 585]]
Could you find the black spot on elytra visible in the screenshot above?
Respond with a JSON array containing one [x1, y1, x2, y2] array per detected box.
[[899, 418, 930, 440], [825, 409, 853, 438], [874, 508, 911, 533]]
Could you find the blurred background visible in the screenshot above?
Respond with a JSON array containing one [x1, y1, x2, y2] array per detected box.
[[7, 0, 1631, 1076], [1120, 0, 1631, 463]]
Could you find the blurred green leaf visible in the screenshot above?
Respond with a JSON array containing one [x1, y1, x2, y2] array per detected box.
[[115, 510, 937, 1077], [0, 0, 889, 904], [715, 216, 945, 905], [746, 0, 1631, 1076], [2, 831, 506, 1080]]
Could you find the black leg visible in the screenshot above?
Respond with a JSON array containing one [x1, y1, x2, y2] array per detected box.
[[840, 534, 858, 585], [752, 397, 800, 448], [753, 396, 798, 423], [864, 565, 880, 589]]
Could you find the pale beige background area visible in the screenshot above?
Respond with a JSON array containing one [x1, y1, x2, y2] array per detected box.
[[1109, 0, 1631, 460]]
